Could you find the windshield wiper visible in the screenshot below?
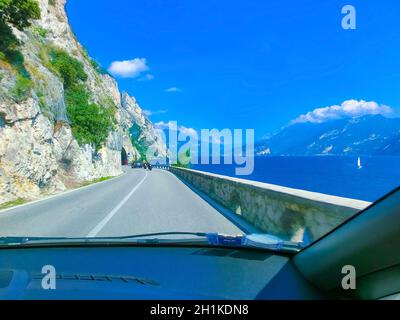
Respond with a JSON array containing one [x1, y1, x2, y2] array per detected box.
[[89, 232, 304, 252], [98, 232, 209, 240], [0, 233, 304, 252], [93, 232, 304, 251]]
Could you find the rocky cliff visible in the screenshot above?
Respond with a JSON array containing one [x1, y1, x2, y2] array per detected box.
[[0, 0, 166, 205]]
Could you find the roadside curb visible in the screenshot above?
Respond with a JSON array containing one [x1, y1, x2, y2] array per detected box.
[[0, 171, 127, 215]]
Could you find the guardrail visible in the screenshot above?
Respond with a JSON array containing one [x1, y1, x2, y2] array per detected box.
[[152, 165, 171, 170], [129, 164, 171, 170], [170, 167, 372, 243]]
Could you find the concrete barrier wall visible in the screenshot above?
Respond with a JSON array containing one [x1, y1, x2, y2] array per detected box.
[[170, 167, 372, 243]]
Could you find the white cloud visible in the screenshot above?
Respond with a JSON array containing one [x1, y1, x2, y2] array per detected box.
[[155, 121, 198, 139], [138, 74, 155, 82], [179, 126, 198, 138], [154, 121, 170, 129], [154, 122, 226, 146], [164, 87, 181, 93], [144, 74, 155, 80], [108, 58, 149, 78], [292, 99, 393, 124], [143, 109, 168, 117]]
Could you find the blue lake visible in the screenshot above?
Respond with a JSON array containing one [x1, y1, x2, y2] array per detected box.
[[191, 156, 400, 202]]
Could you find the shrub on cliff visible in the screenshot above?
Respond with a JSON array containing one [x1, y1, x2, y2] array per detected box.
[[0, 0, 40, 67], [90, 58, 109, 76], [48, 48, 116, 151], [0, 0, 40, 94], [0, 0, 40, 30], [10, 74, 32, 101], [65, 84, 116, 151], [48, 49, 88, 89]]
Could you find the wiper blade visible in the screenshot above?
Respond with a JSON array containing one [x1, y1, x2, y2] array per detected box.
[[0, 233, 213, 247], [0, 233, 304, 252], [92, 232, 303, 252], [95, 232, 209, 240]]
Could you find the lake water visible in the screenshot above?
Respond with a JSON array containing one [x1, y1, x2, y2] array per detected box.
[[191, 156, 400, 202]]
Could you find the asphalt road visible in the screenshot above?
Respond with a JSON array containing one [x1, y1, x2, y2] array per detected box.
[[0, 169, 243, 238]]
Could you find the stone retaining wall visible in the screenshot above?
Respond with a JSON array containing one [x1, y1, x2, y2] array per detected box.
[[170, 167, 371, 243]]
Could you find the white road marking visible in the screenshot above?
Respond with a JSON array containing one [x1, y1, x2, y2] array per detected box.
[[86, 171, 148, 237]]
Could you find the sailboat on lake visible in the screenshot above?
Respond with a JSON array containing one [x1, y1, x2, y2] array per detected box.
[[357, 157, 363, 170]]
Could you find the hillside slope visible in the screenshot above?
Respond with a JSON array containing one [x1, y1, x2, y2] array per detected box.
[[256, 115, 400, 156], [0, 0, 166, 204]]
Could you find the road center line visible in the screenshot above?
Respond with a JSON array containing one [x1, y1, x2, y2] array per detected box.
[[86, 171, 148, 237]]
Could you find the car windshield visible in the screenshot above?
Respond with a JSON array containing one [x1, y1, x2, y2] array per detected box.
[[0, 0, 399, 250]]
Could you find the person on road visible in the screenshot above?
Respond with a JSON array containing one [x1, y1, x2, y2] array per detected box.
[[141, 160, 152, 171]]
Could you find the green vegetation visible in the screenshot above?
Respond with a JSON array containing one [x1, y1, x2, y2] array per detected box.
[[0, 0, 115, 150], [48, 48, 87, 89], [0, 176, 113, 210], [90, 58, 109, 75], [6, 49, 30, 78], [0, 0, 40, 28], [79, 45, 108, 75], [89, 58, 100, 71], [0, 198, 27, 210], [65, 84, 116, 150], [132, 140, 148, 161], [0, 0, 40, 100], [10, 74, 32, 101], [174, 148, 191, 168], [37, 91, 52, 118], [80, 46, 90, 60], [0, 0, 40, 68], [46, 48, 116, 150], [32, 25, 47, 39], [129, 123, 148, 160]]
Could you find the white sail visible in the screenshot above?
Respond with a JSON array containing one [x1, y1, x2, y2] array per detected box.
[[357, 157, 362, 169]]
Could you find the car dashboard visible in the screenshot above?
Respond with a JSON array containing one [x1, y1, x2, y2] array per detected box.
[[0, 245, 324, 300]]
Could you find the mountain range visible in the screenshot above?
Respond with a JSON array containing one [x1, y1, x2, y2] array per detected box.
[[255, 115, 400, 156]]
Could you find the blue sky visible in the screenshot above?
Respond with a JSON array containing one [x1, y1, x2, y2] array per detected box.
[[67, 0, 400, 139]]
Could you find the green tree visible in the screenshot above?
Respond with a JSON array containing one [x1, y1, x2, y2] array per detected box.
[[0, 0, 40, 30], [0, 0, 40, 52], [0, 0, 40, 79], [65, 84, 116, 151], [49, 49, 88, 89], [48, 49, 116, 151]]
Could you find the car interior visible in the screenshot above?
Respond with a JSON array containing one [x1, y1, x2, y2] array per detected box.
[[0, 187, 399, 300]]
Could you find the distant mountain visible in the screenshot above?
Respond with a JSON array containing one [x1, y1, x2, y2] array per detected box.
[[256, 115, 400, 156]]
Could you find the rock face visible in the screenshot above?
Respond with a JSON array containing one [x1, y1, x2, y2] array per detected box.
[[120, 93, 166, 161], [0, 0, 166, 204]]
